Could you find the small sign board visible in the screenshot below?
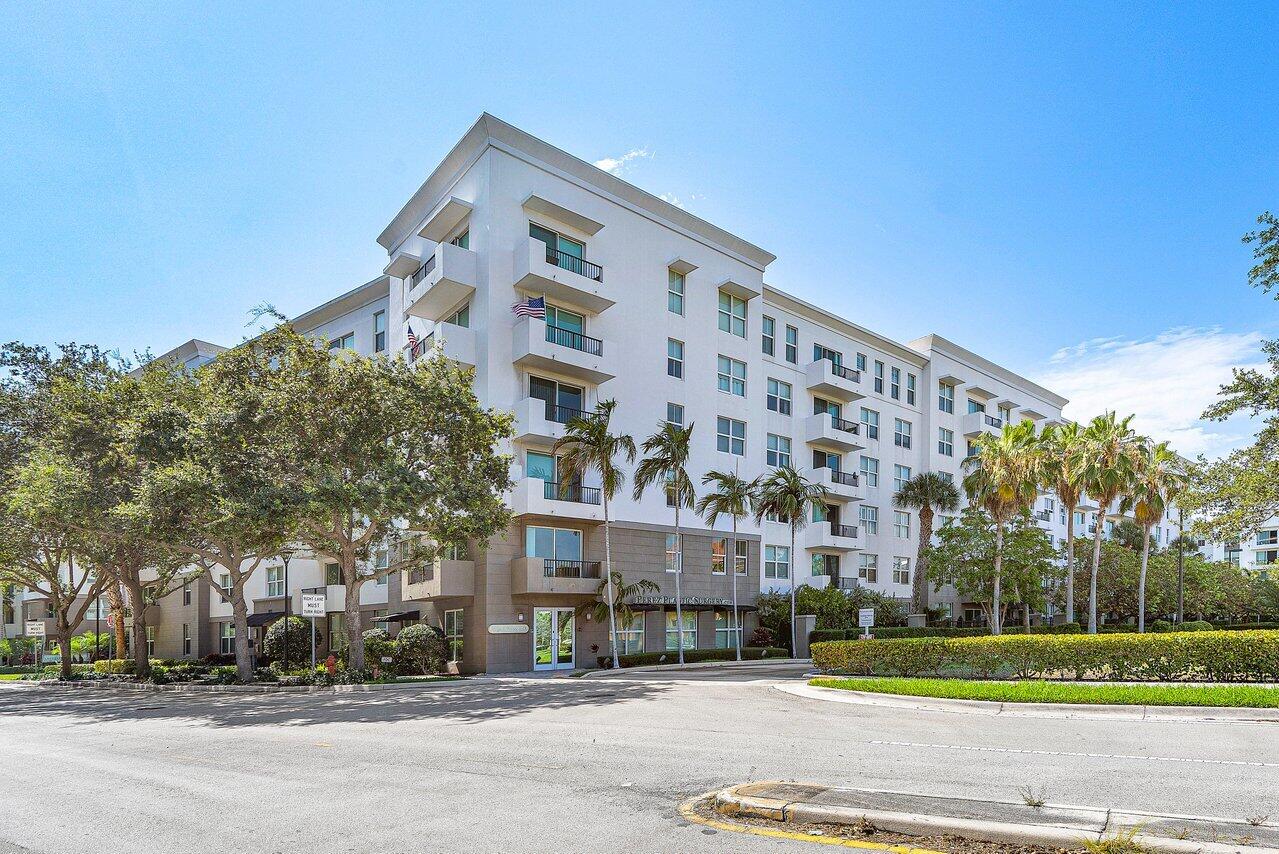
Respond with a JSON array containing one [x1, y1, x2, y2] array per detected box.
[[487, 623, 530, 635], [380, 656, 393, 664], [857, 608, 875, 628], [24, 620, 46, 637], [300, 594, 327, 618]]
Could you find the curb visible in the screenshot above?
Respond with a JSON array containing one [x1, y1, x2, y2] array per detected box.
[[712, 784, 1275, 854], [581, 658, 811, 678], [776, 682, 1279, 724], [27, 678, 460, 695]]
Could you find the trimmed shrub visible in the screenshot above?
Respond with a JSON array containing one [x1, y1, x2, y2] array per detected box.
[[871, 623, 1084, 640], [599, 646, 789, 669], [1150, 620, 1174, 633], [1181, 620, 1214, 632], [749, 627, 774, 647], [811, 630, 1279, 682], [394, 624, 447, 675], [809, 629, 848, 645], [93, 659, 134, 675], [261, 617, 321, 666], [362, 629, 398, 675]]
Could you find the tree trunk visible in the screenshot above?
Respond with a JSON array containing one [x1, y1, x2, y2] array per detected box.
[[57, 626, 72, 680], [991, 523, 1004, 636], [789, 527, 797, 654], [674, 504, 684, 665], [123, 578, 150, 679], [230, 593, 253, 683], [1089, 511, 1105, 634], [603, 494, 619, 669], [1064, 507, 1076, 624], [913, 507, 933, 616], [1022, 591, 1031, 632], [344, 580, 365, 672], [1138, 527, 1151, 633], [731, 517, 741, 662], [105, 582, 127, 658]]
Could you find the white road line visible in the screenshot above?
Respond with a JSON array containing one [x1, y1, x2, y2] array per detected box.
[[869, 740, 1279, 768]]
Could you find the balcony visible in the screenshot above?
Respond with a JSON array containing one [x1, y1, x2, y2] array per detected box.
[[513, 237, 614, 314], [512, 397, 601, 445], [511, 557, 602, 597], [405, 242, 478, 322], [803, 522, 863, 553], [804, 358, 863, 402], [402, 560, 475, 601], [1034, 510, 1052, 523], [961, 411, 1004, 438], [511, 477, 604, 523], [512, 317, 615, 384], [804, 413, 864, 452], [810, 466, 864, 503], [420, 322, 476, 367]]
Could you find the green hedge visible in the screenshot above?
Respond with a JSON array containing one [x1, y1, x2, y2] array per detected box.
[[599, 646, 789, 669], [811, 630, 1279, 682], [812, 624, 1086, 642]]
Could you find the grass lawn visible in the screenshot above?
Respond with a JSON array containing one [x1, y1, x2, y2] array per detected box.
[[809, 676, 1279, 708]]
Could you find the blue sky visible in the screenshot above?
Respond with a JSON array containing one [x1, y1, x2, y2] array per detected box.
[[2, 2, 1276, 457]]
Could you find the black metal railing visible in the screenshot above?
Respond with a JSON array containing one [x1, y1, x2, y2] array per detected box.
[[545, 324, 604, 356], [824, 358, 861, 383], [830, 523, 859, 539], [543, 481, 603, 505], [824, 468, 859, 487], [543, 403, 596, 424], [409, 252, 437, 287], [543, 559, 602, 579], [545, 246, 603, 282], [984, 415, 1003, 428], [829, 415, 860, 434]]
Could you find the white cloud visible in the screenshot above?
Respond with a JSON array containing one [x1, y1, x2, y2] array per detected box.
[[1034, 326, 1267, 460], [593, 148, 651, 175]]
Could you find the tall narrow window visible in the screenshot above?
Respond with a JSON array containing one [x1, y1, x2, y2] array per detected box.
[[718, 291, 747, 337], [784, 325, 798, 363], [860, 408, 879, 440], [668, 269, 685, 315], [906, 373, 916, 405], [666, 402, 684, 426], [373, 310, 386, 353], [894, 418, 912, 449], [894, 464, 912, 492], [938, 428, 954, 457], [873, 361, 884, 394], [667, 339, 684, 379], [860, 456, 879, 487], [444, 609, 464, 662], [711, 538, 727, 574], [890, 367, 900, 400], [939, 382, 955, 414], [855, 353, 867, 373], [894, 511, 911, 539], [762, 315, 775, 356]]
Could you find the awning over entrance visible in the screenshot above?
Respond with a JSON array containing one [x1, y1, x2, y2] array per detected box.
[[372, 611, 421, 623], [246, 612, 284, 628]]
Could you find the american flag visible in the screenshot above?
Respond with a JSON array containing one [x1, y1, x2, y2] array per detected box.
[[406, 323, 419, 357], [511, 296, 546, 319]]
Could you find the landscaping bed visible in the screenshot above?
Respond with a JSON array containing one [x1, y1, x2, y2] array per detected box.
[[809, 676, 1279, 708], [597, 646, 789, 669]]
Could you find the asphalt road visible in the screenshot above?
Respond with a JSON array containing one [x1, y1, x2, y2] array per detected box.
[[0, 667, 1275, 853]]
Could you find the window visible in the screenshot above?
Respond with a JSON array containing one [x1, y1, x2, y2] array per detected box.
[[734, 540, 748, 576], [766, 378, 792, 414], [219, 572, 233, 593], [182, 582, 192, 606], [373, 311, 386, 353], [529, 223, 587, 274], [665, 533, 681, 573], [906, 373, 917, 405], [616, 613, 644, 654], [860, 456, 879, 487], [327, 332, 355, 351], [966, 440, 979, 458], [855, 353, 867, 373], [764, 545, 790, 579], [711, 538, 727, 574], [892, 557, 911, 585], [526, 526, 583, 561], [667, 338, 684, 379], [718, 290, 747, 337], [445, 303, 470, 328], [375, 549, 389, 585], [938, 428, 954, 457], [784, 325, 798, 363], [716, 417, 746, 455], [717, 355, 746, 396], [666, 610, 697, 650], [812, 553, 839, 578], [146, 625, 155, 657], [858, 554, 879, 583], [530, 376, 585, 422], [762, 316, 775, 356], [1257, 550, 1279, 566], [873, 361, 885, 394], [182, 623, 191, 656], [325, 562, 341, 585], [894, 511, 911, 539], [449, 230, 470, 249], [859, 505, 879, 535], [766, 434, 792, 468], [814, 344, 843, 366], [968, 399, 986, 414], [894, 465, 912, 492], [715, 610, 741, 649], [219, 622, 235, 655], [894, 418, 912, 449], [939, 382, 955, 414], [890, 367, 900, 400], [1258, 530, 1278, 546], [998, 404, 1013, 424], [266, 566, 284, 598], [668, 269, 685, 315], [666, 402, 684, 426], [444, 609, 464, 663], [860, 408, 879, 440]]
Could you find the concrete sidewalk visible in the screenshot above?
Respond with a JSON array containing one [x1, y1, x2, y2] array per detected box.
[[714, 782, 1279, 852]]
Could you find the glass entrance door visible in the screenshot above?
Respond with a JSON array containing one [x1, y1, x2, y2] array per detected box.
[[533, 607, 575, 671]]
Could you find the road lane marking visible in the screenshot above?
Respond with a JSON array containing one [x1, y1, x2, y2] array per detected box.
[[869, 740, 1279, 768]]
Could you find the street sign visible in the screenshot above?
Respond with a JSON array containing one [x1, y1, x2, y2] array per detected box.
[[857, 608, 875, 628], [24, 620, 46, 637], [300, 594, 327, 618]]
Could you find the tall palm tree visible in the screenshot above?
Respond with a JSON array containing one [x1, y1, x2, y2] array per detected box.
[[752, 466, 826, 655], [696, 468, 757, 661], [1039, 421, 1088, 624], [632, 421, 696, 664], [553, 399, 635, 669], [1120, 440, 1187, 632], [962, 420, 1041, 635], [1080, 412, 1140, 634], [893, 472, 961, 618]]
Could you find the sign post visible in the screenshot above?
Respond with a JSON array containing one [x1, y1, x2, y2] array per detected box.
[[857, 607, 875, 640], [301, 593, 326, 671]]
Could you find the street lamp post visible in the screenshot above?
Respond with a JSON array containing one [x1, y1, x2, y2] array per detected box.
[[281, 549, 294, 672]]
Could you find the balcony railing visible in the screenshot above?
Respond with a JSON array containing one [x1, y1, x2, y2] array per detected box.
[[829, 415, 860, 434], [1035, 510, 1051, 522], [546, 324, 604, 356], [823, 358, 860, 383], [835, 577, 859, 591], [543, 559, 602, 579], [984, 415, 1003, 429], [407, 567, 434, 585], [543, 403, 598, 425], [545, 246, 603, 282], [830, 523, 859, 539], [824, 468, 859, 487], [543, 481, 602, 505], [409, 252, 437, 287]]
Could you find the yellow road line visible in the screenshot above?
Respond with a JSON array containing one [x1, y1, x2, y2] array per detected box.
[[678, 794, 947, 853]]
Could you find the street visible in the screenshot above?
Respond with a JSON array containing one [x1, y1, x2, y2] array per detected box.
[[0, 668, 1275, 853]]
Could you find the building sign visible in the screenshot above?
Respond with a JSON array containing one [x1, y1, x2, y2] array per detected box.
[[24, 620, 46, 637], [488, 623, 529, 635], [627, 595, 733, 607]]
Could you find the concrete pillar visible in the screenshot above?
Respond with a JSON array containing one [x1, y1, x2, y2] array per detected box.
[[794, 614, 817, 659]]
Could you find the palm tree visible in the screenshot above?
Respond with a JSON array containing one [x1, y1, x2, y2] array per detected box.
[[893, 472, 960, 619], [1080, 412, 1140, 634], [1120, 441, 1187, 632], [696, 468, 756, 661], [632, 421, 696, 664], [553, 399, 635, 669], [962, 420, 1041, 635], [752, 466, 826, 655], [1039, 421, 1088, 624], [577, 571, 660, 657]]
